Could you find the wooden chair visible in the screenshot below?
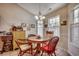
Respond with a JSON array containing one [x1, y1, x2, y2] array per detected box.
[[40, 36, 59, 56], [15, 39, 33, 56]]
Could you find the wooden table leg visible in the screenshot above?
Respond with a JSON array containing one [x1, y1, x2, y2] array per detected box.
[[34, 43, 41, 56]]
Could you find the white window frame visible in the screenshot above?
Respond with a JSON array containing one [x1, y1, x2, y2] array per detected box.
[[70, 5, 79, 48], [73, 6, 79, 24], [48, 15, 60, 37], [37, 20, 44, 38]]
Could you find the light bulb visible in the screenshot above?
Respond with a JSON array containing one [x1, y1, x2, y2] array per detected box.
[[42, 16, 45, 19], [40, 16, 45, 20], [35, 15, 45, 20], [35, 16, 39, 20]]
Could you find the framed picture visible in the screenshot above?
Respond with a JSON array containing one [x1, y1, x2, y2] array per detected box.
[[21, 23, 26, 27], [31, 24, 35, 28], [61, 20, 67, 25]]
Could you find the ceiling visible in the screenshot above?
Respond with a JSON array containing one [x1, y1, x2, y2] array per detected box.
[[18, 3, 67, 16]]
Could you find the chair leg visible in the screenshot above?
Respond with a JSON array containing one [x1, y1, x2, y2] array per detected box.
[[18, 51, 24, 56], [50, 53, 53, 56], [47, 54, 51, 56], [21, 52, 25, 56], [54, 52, 56, 56], [18, 51, 21, 56], [48, 54, 51, 56], [41, 51, 44, 56], [0, 51, 3, 54]]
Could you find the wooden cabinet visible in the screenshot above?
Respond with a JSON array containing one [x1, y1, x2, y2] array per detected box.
[[12, 31, 26, 50], [0, 35, 13, 52], [0, 36, 4, 53]]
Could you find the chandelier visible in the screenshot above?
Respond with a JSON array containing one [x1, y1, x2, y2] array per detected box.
[[34, 4, 45, 20]]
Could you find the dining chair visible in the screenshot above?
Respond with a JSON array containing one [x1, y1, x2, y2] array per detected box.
[[15, 39, 33, 56], [40, 36, 59, 56]]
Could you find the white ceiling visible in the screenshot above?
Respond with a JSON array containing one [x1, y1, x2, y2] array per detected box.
[[18, 3, 67, 15]]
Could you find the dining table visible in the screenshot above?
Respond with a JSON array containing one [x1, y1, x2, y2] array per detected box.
[[27, 37, 50, 56]]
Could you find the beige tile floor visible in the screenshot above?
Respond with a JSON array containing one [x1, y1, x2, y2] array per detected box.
[[0, 48, 70, 56]]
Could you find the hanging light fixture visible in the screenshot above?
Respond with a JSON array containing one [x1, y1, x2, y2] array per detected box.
[[34, 4, 45, 20]]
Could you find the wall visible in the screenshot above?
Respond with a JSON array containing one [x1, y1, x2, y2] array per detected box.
[[68, 3, 79, 56], [46, 5, 68, 50], [0, 4, 36, 35]]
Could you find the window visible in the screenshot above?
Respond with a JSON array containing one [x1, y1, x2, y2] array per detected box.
[[70, 5, 79, 48], [73, 7, 79, 23], [37, 20, 43, 37], [48, 15, 60, 37]]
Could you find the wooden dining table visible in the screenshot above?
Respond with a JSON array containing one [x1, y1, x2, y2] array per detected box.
[[27, 37, 50, 56]]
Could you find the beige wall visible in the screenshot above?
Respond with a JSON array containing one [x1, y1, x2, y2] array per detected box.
[[0, 4, 36, 35], [46, 5, 68, 50]]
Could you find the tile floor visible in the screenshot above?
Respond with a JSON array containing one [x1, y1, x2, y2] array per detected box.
[[0, 48, 71, 56]]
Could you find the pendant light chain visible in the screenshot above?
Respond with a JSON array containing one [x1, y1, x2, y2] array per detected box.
[[35, 3, 45, 20]]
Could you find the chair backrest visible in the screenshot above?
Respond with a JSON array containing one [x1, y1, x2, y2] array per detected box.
[[48, 36, 59, 51], [16, 39, 27, 45]]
